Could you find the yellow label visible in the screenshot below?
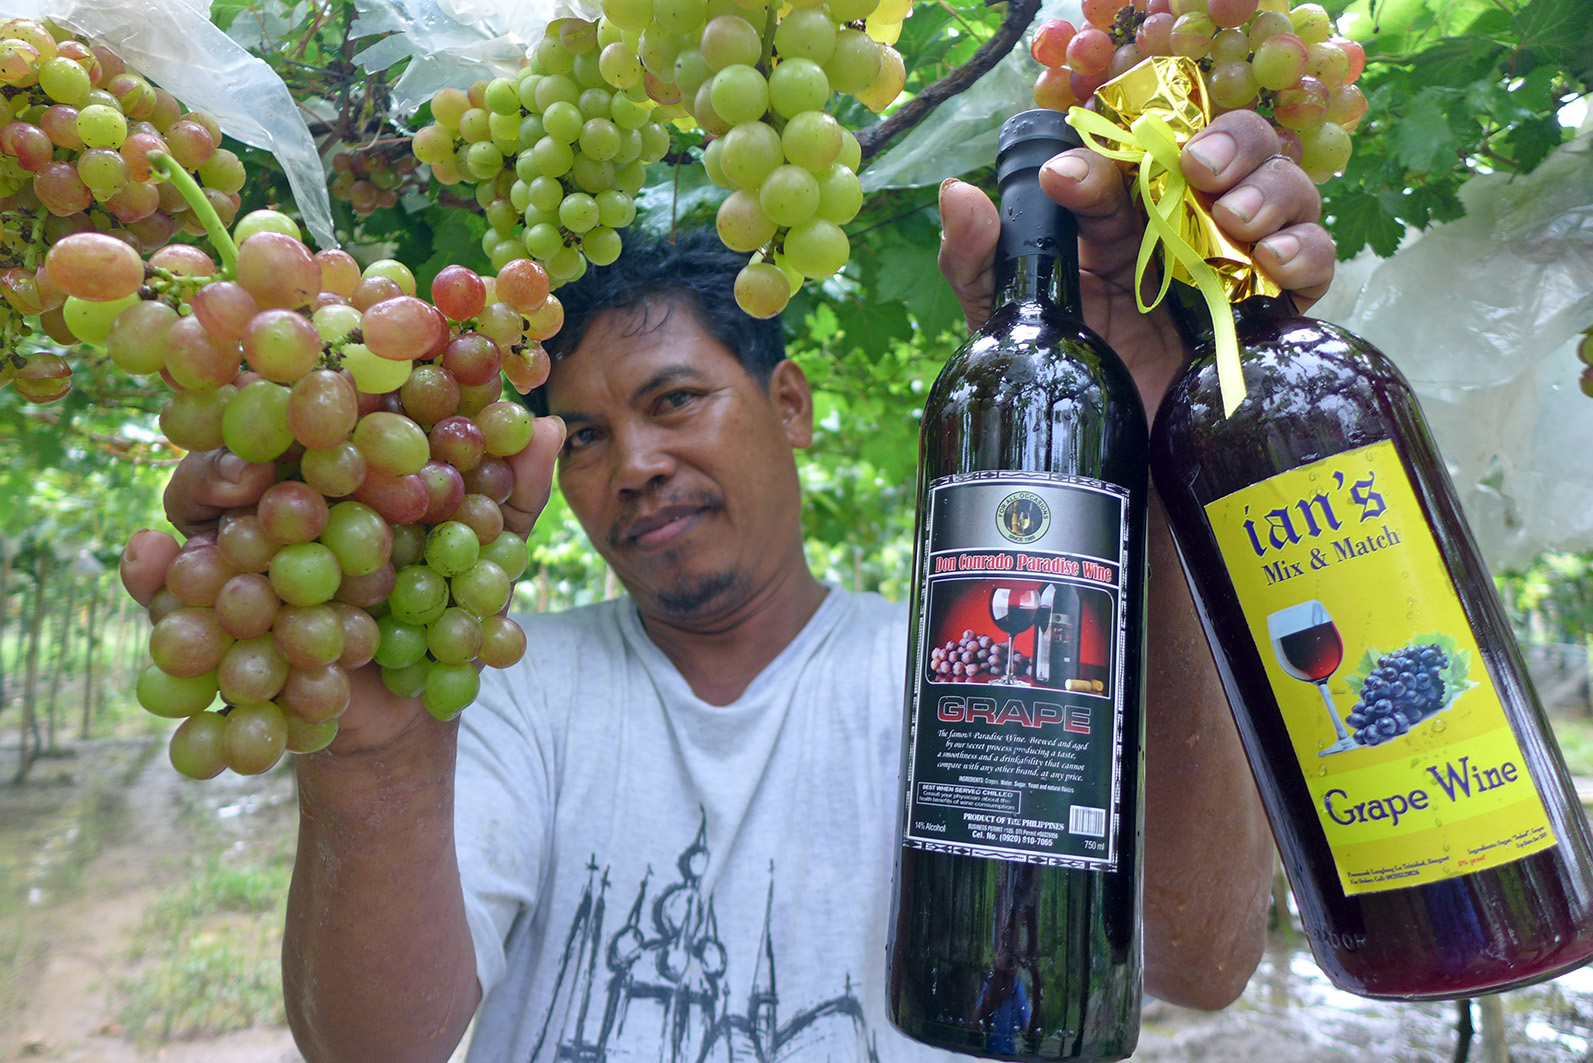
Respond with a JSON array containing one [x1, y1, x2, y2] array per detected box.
[[1204, 440, 1556, 895]]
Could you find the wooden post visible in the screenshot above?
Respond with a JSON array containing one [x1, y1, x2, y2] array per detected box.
[[1477, 994, 1510, 1063], [45, 562, 78, 754], [17, 555, 48, 782], [80, 578, 100, 740]]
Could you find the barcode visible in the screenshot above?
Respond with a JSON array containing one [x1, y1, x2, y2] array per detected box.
[[1069, 805, 1106, 837]]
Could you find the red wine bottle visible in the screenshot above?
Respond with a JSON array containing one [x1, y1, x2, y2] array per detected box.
[[886, 109, 1147, 1060], [1149, 287, 1593, 999]]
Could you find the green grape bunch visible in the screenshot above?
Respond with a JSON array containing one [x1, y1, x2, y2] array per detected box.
[[0, 17, 247, 403], [1028, 0, 1367, 185]]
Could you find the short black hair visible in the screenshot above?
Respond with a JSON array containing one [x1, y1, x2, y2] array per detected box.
[[522, 229, 785, 416]]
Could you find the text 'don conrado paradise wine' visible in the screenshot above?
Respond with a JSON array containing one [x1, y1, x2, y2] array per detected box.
[[1150, 288, 1593, 1000], [886, 109, 1148, 1062]]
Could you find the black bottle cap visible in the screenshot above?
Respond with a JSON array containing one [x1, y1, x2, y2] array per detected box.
[[997, 109, 1083, 184]]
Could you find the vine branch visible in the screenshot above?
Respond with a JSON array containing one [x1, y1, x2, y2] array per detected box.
[[856, 0, 1041, 163]]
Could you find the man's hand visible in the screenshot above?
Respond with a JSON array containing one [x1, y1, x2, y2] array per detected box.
[[118, 413, 565, 757], [938, 109, 1337, 416]]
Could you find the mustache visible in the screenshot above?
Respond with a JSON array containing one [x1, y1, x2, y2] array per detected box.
[[606, 487, 723, 549]]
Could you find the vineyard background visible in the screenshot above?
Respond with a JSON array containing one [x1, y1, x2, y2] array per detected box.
[[1, 0, 1592, 1059]]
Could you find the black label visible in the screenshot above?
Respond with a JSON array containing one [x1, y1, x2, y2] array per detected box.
[[904, 471, 1131, 870]]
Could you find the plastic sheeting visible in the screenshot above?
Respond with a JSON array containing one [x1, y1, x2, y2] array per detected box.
[[1312, 120, 1593, 571], [7, 0, 338, 249]]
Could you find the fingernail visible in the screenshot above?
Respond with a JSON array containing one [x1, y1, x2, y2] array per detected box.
[[1188, 131, 1237, 176], [550, 415, 567, 444], [1042, 154, 1089, 183], [218, 453, 247, 481], [1221, 185, 1264, 224], [1260, 233, 1301, 266]]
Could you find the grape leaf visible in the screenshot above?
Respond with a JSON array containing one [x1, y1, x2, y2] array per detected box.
[[1389, 92, 1465, 174]]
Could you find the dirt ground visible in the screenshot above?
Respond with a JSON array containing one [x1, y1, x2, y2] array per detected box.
[[2, 735, 1590, 1063]]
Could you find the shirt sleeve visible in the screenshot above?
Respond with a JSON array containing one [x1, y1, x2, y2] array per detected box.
[[454, 621, 560, 996]]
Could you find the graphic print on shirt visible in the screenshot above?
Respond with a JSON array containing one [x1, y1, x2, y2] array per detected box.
[[527, 811, 882, 1063]]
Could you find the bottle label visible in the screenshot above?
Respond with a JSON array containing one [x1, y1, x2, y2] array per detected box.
[[1204, 439, 1557, 895], [903, 471, 1131, 870]]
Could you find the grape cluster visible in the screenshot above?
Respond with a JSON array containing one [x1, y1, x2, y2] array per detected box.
[[0, 18, 246, 401], [1576, 326, 1592, 399], [1029, 0, 1367, 184], [50, 209, 559, 778], [329, 145, 421, 218], [929, 629, 1029, 681], [1345, 643, 1450, 747], [410, 20, 671, 288], [637, 0, 902, 317]]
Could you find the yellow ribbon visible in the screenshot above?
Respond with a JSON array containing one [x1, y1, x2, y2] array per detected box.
[[1065, 105, 1246, 418]]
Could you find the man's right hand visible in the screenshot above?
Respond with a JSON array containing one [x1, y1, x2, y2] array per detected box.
[[118, 414, 565, 758]]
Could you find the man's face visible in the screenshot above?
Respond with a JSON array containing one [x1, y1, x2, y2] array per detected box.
[[545, 299, 812, 624]]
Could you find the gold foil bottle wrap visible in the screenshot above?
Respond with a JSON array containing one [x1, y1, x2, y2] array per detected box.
[[1091, 55, 1280, 303]]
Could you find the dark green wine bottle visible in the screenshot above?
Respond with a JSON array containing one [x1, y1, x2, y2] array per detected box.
[[886, 110, 1147, 1061]]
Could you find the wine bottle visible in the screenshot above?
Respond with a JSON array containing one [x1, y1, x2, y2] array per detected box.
[[1149, 286, 1593, 999], [886, 109, 1147, 1061]]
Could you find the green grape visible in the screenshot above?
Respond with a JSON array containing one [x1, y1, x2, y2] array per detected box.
[[170, 711, 229, 779], [603, 0, 654, 32], [814, 163, 862, 224], [823, 29, 882, 96], [716, 188, 777, 252], [781, 110, 842, 172], [734, 261, 791, 319], [269, 543, 343, 607], [222, 380, 295, 464], [485, 76, 522, 114], [758, 164, 820, 227], [536, 74, 581, 111], [577, 87, 613, 119], [451, 559, 513, 617], [423, 662, 482, 721], [768, 58, 830, 118], [224, 701, 289, 775], [543, 100, 583, 143], [774, 9, 837, 64], [582, 226, 623, 266], [595, 188, 637, 228], [322, 501, 393, 577], [374, 614, 430, 670], [427, 607, 484, 665], [579, 117, 622, 160], [390, 564, 451, 626], [381, 658, 433, 699], [674, 49, 715, 98], [532, 136, 575, 178], [719, 121, 783, 189], [654, 0, 709, 35], [599, 41, 644, 87], [784, 218, 849, 278], [571, 154, 617, 193], [559, 191, 601, 232], [425, 521, 481, 577], [709, 64, 770, 126], [700, 14, 763, 69], [479, 530, 529, 582], [137, 665, 219, 719]]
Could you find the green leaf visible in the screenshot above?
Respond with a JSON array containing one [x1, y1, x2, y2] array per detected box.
[[1325, 189, 1406, 258], [210, 0, 251, 31], [1388, 91, 1465, 174]]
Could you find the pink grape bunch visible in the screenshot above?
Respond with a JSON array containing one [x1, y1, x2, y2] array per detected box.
[[0, 18, 247, 403], [1029, 0, 1368, 184], [44, 210, 562, 779], [1577, 327, 1593, 399], [329, 144, 423, 218]]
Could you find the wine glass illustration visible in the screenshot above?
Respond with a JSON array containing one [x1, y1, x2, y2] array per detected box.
[[990, 587, 1040, 684], [1267, 600, 1358, 755]]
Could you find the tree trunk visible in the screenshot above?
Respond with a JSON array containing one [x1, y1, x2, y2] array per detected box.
[[1477, 993, 1510, 1063], [0, 550, 11, 713], [18, 556, 49, 783], [45, 564, 78, 755], [80, 579, 100, 740]]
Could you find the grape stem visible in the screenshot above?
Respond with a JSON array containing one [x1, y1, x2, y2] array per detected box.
[[147, 151, 239, 279], [854, 0, 1041, 162]]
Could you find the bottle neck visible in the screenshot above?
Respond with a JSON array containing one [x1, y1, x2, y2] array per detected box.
[[990, 172, 1082, 317], [1166, 280, 1298, 352]]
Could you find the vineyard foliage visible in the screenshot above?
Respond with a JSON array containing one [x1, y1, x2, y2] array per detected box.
[[0, 0, 1586, 605]]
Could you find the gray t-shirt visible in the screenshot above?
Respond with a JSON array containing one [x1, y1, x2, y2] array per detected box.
[[457, 587, 962, 1063]]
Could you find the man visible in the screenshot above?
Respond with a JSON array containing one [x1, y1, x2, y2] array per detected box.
[[120, 110, 1334, 1062]]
